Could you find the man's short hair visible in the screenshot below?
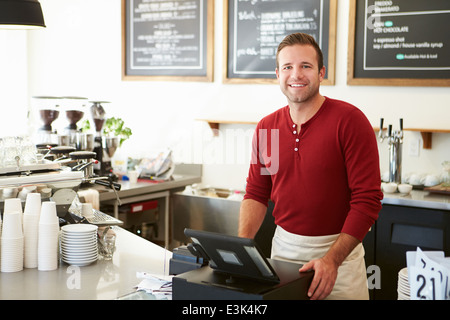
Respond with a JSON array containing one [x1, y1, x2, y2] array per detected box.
[[276, 33, 324, 71]]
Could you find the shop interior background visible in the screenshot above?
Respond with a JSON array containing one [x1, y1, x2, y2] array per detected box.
[[0, 0, 449, 190]]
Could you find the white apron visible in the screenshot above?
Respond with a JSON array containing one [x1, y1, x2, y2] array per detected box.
[[271, 226, 369, 300]]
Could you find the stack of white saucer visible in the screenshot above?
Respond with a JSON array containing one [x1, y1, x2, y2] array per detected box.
[[23, 193, 41, 268], [1, 199, 24, 272], [38, 201, 60, 271], [397, 267, 410, 300], [60, 224, 98, 266]]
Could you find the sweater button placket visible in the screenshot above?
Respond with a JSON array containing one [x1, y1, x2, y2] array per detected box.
[[293, 124, 299, 152]]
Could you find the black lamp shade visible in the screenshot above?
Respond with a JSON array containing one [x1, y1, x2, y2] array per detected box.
[[0, 0, 46, 29]]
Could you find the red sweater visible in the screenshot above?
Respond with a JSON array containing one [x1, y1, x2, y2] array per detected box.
[[244, 97, 383, 241]]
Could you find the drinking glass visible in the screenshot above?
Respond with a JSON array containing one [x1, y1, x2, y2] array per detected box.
[[99, 230, 116, 260]]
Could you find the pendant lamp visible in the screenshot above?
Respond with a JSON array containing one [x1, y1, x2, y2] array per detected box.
[[0, 0, 46, 29]]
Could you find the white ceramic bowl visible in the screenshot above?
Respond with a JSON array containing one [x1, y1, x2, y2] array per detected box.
[[383, 182, 397, 193], [398, 184, 413, 194]]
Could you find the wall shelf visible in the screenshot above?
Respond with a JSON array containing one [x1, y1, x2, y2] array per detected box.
[[403, 128, 450, 149], [197, 119, 257, 136], [198, 119, 450, 149], [377, 127, 450, 149]]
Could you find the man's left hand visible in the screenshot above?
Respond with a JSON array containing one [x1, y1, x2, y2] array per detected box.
[[299, 256, 338, 300]]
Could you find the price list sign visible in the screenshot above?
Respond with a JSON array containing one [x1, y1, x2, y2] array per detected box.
[[224, 0, 336, 84], [348, 0, 450, 86], [122, 0, 213, 81], [407, 248, 450, 300]]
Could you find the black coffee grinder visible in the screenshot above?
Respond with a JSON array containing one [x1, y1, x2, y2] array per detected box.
[[90, 101, 118, 179]]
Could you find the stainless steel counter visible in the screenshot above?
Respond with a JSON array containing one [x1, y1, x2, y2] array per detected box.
[[382, 190, 450, 211], [0, 227, 171, 300], [95, 174, 202, 202], [91, 164, 202, 249]]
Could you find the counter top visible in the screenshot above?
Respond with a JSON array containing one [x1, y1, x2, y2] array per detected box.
[[0, 227, 171, 300], [95, 174, 202, 202], [382, 189, 450, 211]]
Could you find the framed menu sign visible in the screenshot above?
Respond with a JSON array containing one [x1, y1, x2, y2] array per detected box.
[[122, 0, 214, 82], [348, 0, 450, 86], [223, 0, 337, 85]]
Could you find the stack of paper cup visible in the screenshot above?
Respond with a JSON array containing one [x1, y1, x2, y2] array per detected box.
[[1, 211, 24, 272], [23, 193, 41, 268], [38, 201, 59, 271], [2, 198, 24, 272]]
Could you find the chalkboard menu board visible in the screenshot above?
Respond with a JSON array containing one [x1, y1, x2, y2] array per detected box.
[[122, 0, 214, 81], [348, 0, 450, 86], [223, 0, 337, 85]]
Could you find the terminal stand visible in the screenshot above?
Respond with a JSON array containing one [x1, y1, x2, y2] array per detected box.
[[173, 258, 313, 300]]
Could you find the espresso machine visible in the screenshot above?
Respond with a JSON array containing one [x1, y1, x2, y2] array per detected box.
[[379, 118, 403, 183], [90, 101, 119, 178]]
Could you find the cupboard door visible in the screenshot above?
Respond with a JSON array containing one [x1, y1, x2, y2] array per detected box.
[[374, 204, 450, 300]]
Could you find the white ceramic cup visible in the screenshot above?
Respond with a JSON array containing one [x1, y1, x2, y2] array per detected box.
[[18, 186, 36, 200], [81, 203, 94, 218], [128, 170, 139, 184], [424, 174, 439, 187], [409, 174, 421, 185]]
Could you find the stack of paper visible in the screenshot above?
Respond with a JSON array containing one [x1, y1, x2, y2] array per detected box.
[[134, 272, 173, 299]]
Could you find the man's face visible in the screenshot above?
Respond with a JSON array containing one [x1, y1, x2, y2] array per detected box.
[[276, 44, 325, 106]]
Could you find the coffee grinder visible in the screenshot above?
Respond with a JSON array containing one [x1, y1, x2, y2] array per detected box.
[[61, 97, 94, 151], [32, 96, 61, 144], [63, 97, 88, 133], [90, 101, 118, 178]]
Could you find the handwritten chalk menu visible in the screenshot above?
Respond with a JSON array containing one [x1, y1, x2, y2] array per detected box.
[[224, 0, 336, 84], [348, 0, 450, 86], [122, 0, 213, 81]]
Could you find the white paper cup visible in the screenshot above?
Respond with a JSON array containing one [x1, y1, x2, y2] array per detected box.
[[1, 212, 23, 239], [24, 192, 41, 216], [4, 198, 22, 215], [81, 203, 94, 218], [39, 201, 58, 225]]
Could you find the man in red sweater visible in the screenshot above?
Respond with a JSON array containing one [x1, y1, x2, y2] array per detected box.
[[238, 33, 383, 300]]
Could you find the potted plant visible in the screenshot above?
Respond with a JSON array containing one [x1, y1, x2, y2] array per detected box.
[[81, 117, 132, 147], [102, 117, 132, 147]]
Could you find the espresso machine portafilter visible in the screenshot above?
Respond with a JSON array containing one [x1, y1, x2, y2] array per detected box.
[[69, 150, 122, 204], [379, 118, 403, 184]]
